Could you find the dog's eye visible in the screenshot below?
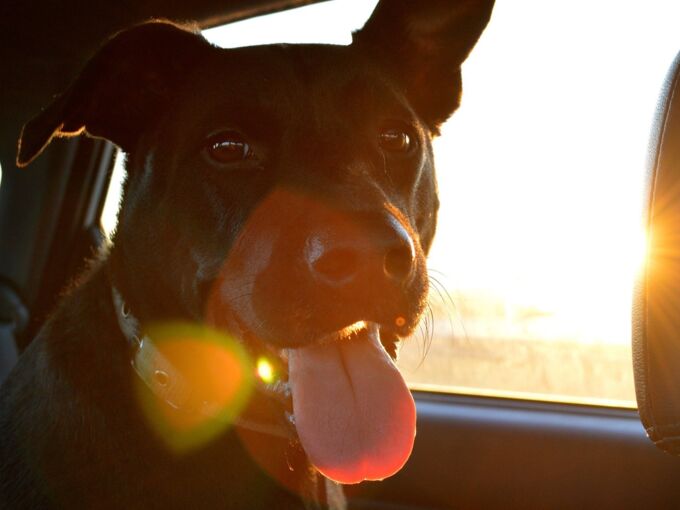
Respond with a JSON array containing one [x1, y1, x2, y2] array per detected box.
[[205, 132, 251, 164], [379, 129, 412, 153]]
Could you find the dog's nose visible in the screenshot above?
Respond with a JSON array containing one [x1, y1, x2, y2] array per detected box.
[[305, 216, 416, 287], [383, 217, 416, 282]]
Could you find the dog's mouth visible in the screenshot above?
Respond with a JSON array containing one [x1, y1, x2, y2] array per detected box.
[[196, 188, 425, 484], [240, 320, 416, 485]]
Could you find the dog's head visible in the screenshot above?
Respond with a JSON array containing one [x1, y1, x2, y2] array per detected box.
[[17, 0, 493, 485]]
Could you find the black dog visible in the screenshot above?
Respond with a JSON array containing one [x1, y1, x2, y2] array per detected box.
[[0, 1, 493, 508]]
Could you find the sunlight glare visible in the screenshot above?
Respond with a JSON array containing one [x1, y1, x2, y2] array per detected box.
[[256, 357, 276, 384]]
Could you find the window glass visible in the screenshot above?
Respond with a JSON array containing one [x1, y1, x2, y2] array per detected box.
[[102, 0, 680, 407]]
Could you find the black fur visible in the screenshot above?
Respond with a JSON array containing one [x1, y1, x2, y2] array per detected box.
[[1, 1, 494, 508]]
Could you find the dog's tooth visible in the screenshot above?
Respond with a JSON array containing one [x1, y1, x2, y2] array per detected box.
[[264, 379, 291, 397], [285, 411, 296, 426], [279, 348, 289, 363], [257, 377, 291, 405], [366, 322, 381, 341], [279, 381, 291, 397]]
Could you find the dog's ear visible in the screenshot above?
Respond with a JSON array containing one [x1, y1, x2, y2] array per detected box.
[[353, 0, 494, 132], [16, 21, 212, 167]]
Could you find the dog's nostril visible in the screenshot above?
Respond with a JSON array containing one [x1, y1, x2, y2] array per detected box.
[[311, 248, 358, 285], [384, 245, 414, 282]]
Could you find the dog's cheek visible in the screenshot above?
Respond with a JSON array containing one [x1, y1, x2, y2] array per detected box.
[[416, 192, 439, 256], [411, 156, 439, 256], [203, 197, 285, 333], [180, 249, 227, 319], [151, 163, 257, 316]]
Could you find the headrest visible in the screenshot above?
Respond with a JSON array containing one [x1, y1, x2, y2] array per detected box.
[[634, 50, 680, 454]]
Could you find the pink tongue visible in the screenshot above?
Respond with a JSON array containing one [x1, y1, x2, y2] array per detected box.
[[288, 325, 416, 485]]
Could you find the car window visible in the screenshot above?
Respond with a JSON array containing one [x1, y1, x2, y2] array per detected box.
[[102, 0, 680, 408]]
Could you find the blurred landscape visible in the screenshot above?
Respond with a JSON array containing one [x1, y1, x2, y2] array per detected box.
[[397, 290, 636, 407]]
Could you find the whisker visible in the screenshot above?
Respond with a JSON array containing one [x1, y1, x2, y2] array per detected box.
[[416, 321, 427, 360], [414, 302, 435, 368], [425, 302, 435, 355], [427, 268, 470, 344], [428, 275, 455, 336], [429, 275, 457, 313], [223, 292, 254, 304]]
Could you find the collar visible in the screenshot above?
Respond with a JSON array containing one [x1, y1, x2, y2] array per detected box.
[[111, 287, 295, 439]]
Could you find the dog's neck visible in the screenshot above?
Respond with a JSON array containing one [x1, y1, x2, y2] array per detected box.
[[110, 283, 346, 509], [110, 286, 295, 439]]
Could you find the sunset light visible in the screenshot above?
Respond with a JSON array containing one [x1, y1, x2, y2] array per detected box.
[[101, 0, 680, 406]]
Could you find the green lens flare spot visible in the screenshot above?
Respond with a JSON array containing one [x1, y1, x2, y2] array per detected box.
[[133, 321, 254, 454]]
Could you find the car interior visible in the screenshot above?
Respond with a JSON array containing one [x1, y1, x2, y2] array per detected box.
[[3, 0, 680, 508]]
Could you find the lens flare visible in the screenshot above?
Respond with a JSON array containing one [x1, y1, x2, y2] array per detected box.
[[133, 322, 253, 453], [256, 357, 276, 384]]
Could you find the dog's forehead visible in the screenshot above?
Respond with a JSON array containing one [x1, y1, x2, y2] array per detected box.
[[173, 43, 414, 130]]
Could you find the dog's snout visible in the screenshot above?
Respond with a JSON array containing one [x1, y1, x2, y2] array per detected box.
[[307, 241, 359, 287], [305, 215, 416, 288]]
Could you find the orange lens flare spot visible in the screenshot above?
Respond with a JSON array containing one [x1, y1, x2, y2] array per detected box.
[[134, 322, 253, 453], [395, 316, 406, 327]]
